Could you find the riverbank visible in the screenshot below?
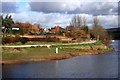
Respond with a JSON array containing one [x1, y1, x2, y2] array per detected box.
[[1, 41, 114, 64], [1, 48, 113, 64]]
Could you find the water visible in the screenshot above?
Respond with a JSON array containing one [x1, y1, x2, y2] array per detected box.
[[2, 40, 119, 78]]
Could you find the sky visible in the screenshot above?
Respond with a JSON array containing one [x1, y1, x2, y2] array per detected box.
[[1, 0, 120, 29]]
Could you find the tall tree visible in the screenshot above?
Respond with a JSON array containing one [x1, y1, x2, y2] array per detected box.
[[92, 16, 100, 41], [0, 15, 2, 27], [83, 16, 87, 26], [82, 17, 90, 40], [77, 15, 82, 28], [67, 15, 89, 41], [82, 16, 88, 34], [93, 16, 99, 27], [1, 14, 14, 37], [70, 15, 83, 31], [92, 16, 111, 45]]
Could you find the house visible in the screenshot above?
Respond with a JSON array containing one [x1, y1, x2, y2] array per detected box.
[[31, 24, 42, 34], [50, 26, 65, 34], [15, 22, 42, 35], [51, 26, 60, 33], [43, 28, 50, 33], [16, 22, 32, 34]]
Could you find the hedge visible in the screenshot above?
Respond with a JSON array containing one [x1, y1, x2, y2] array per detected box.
[[2, 36, 60, 44]]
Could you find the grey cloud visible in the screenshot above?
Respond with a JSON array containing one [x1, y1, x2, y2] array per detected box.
[[2, 2, 18, 13], [118, 1, 120, 15], [98, 15, 118, 28], [28, 2, 118, 15], [69, 2, 118, 15], [29, 2, 76, 13]]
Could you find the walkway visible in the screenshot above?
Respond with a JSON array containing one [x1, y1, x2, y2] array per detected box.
[[0, 40, 96, 48]]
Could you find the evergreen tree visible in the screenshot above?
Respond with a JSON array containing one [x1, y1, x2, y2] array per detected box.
[[1, 14, 14, 37]]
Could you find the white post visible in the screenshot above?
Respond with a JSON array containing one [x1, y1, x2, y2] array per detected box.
[[47, 45, 51, 49], [56, 48, 58, 54]]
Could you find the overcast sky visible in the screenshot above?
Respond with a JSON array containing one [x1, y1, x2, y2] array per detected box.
[[1, 0, 119, 29]]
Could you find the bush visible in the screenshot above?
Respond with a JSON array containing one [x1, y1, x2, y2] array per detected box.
[[45, 36, 60, 42], [26, 37, 60, 42], [102, 39, 111, 46], [28, 38, 45, 42], [2, 37, 20, 44], [19, 37, 29, 44]]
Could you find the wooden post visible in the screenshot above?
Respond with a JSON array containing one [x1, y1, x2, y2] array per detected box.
[[56, 48, 58, 54]]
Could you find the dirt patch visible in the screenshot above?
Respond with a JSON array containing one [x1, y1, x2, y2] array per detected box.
[[2, 47, 24, 53]]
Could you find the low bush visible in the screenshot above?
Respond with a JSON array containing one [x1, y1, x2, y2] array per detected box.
[[2, 37, 20, 44], [19, 37, 29, 44], [28, 38, 45, 42], [45, 36, 60, 42], [2, 36, 61, 44], [26, 37, 60, 42], [102, 40, 111, 46]]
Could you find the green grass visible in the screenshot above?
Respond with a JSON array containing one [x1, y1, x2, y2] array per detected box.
[[2, 42, 113, 61], [2, 47, 75, 60], [54, 41, 104, 47], [2, 41, 107, 60], [2, 46, 90, 60], [2, 52, 22, 60]]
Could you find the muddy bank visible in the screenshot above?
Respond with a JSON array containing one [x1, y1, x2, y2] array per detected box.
[[1, 49, 113, 64]]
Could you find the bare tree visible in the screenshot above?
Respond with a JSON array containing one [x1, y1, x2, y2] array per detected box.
[[70, 15, 83, 30], [69, 15, 77, 32], [93, 16, 99, 27], [83, 16, 87, 26], [91, 16, 111, 46], [77, 15, 82, 28], [92, 16, 100, 41], [66, 15, 89, 41]]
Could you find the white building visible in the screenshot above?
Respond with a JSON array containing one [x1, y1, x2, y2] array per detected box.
[[12, 28, 20, 30]]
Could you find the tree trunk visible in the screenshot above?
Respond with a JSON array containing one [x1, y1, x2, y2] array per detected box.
[[97, 35, 99, 41], [4, 28, 7, 37]]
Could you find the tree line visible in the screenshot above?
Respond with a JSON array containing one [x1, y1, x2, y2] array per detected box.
[[0, 14, 112, 46]]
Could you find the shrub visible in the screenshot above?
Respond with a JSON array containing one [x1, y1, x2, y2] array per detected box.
[[102, 39, 111, 46], [19, 37, 29, 44], [45, 36, 60, 42], [2, 37, 19, 44], [28, 38, 45, 42]]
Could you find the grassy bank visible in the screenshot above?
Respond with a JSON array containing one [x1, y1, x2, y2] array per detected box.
[[1, 41, 114, 64], [2, 47, 64, 60]]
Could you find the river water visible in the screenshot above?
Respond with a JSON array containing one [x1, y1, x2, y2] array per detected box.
[[2, 40, 119, 78]]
